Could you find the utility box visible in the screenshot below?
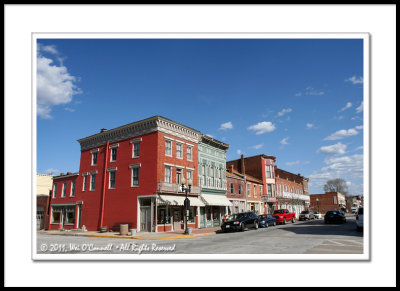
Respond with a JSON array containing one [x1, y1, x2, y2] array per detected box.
[[120, 224, 129, 235]]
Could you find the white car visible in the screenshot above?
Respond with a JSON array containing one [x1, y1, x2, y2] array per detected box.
[[356, 206, 364, 231], [314, 212, 322, 219]]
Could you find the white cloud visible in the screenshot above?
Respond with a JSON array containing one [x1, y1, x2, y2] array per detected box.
[[236, 149, 242, 155], [305, 86, 325, 96], [318, 142, 347, 155], [309, 154, 363, 194], [355, 146, 364, 151], [355, 125, 363, 130], [306, 123, 314, 129], [38, 44, 59, 55], [345, 76, 364, 84], [250, 144, 264, 150], [285, 160, 300, 166], [247, 121, 276, 135], [338, 102, 352, 112], [356, 101, 363, 113], [324, 127, 359, 140], [334, 115, 345, 120], [37, 45, 81, 119], [205, 133, 214, 138], [295, 92, 302, 96], [280, 137, 289, 145], [277, 108, 292, 117], [219, 121, 233, 130], [64, 107, 75, 112]]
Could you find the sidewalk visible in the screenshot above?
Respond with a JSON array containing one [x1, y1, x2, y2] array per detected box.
[[37, 227, 221, 240]]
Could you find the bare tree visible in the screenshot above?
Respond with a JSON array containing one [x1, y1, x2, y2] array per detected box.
[[323, 178, 349, 196]]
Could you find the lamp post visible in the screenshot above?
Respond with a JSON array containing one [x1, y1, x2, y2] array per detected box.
[[316, 197, 320, 213], [180, 175, 192, 235]]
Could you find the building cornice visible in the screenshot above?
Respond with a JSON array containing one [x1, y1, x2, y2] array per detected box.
[[77, 116, 202, 151], [200, 135, 229, 151]]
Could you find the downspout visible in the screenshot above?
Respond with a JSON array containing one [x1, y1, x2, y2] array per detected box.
[[100, 141, 109, 228]]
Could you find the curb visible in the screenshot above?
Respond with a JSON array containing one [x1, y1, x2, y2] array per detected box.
[[87, 232, 213, 240]]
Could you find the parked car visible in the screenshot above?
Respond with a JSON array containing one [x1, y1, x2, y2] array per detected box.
[[299, 210, 315, 221], [272, 209, 296, 224], [314, 212, 322, 219], [356, 206, 364, 231], [221, 211, 259, 232], [324, 210, 346, 224], [258, 214, 276, 228]]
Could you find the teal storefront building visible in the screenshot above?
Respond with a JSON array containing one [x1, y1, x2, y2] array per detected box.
[[198, 135, 232, 228]]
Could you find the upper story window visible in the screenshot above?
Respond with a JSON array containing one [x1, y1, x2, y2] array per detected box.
[[52, 184, 57, 198], [70, 181, 76, 197], [187, 145, 193, 161], [230, 183, 234, 194], [260, 185, 263, 196], [165, 166, 172, 183], [109, 171, 116, 189], [61, 182, 67, 198], [176, 168, 182, 185], [110, 147, 117, 162], [129, 164, 140, 187], [82, 175, 87, 192], [238, 184, 242, 195], [186, 169, 193, 182], [165, 140, 172, 156], [254, 184, 257, 198], [92, 152, 98, 166], [202, 165, 206, 186], [90, 174, 96, 191], [176, 143, 183, 159], [267, 184, 272, 197], [247, 183, 251, 197], [266, 165, 272, 178], [133, 142, 140, 158]]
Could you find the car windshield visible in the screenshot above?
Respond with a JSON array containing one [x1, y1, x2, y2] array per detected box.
[[228, 213, 245, 220], [273, 210, 284, 214], [357, 208, 363, 215], [327, 211, 340, 215], [258, 215, 267, 219], [301, 211, 309, 214]]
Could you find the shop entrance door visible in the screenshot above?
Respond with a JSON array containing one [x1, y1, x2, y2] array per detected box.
[[173, 208, 181, 231], [140, 207, 151, 232]]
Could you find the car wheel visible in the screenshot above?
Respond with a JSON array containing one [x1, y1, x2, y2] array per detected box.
[[273, 221, 276, 226], [292, 217, 295, 223], [283, 218, 286, 225], [240, 222, 245, 232], [254, 221, 259, 230], [265, 222, 269, 228]]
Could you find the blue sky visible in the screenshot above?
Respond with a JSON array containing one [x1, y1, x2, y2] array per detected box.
[[36, 38, 364, 195]]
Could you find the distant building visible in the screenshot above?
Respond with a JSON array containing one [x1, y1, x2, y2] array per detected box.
[[226, 166, 246, 214], [275, 168, 310, 218], [310, 192, 346, 213], [36, 173, 53, 230]]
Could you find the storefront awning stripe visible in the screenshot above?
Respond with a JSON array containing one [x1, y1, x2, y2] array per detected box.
[[201, 194, 233, 207], [158, 195, 205, 207]]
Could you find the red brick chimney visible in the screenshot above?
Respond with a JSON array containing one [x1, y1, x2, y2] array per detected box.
[[229, 165, 234, 172], [240, 154, 246, 175]]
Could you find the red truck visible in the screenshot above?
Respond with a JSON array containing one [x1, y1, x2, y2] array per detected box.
[[272, 209, 296, 224]]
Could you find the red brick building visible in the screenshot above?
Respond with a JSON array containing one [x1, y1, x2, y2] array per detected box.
[[226, 166, 246, 214], [227, 154, 276, 214], [274, 168, 310, 218], [310, 192, 346, 214], [48, 116, 204, 232]]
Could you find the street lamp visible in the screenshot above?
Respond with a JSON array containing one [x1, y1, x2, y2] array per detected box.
[[180, 175, 192, 235], [316, 197, 320, 213]]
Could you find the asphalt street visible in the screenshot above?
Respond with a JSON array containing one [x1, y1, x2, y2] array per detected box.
[[36, 215, 363, 255]]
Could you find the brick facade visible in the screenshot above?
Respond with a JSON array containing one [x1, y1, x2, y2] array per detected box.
[[309, 192, 346, 214]]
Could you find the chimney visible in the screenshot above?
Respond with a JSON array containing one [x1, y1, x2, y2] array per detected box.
[[240, 154, 246, 175], [67, 172, 72, 175], [229, 165, 234, 172], [60, 173, 65, 176], [100, 128, 107, 133]]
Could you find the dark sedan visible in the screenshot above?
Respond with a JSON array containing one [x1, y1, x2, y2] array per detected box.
[[258, 214, 276, 228], [221, 211, 259, 232], [324, 210, 347, 224]]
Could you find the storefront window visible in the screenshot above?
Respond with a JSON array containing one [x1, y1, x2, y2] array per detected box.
[[188, 207, 195, 223], [64, 208, 75, 224], [52, 211, 61, 223], [157, 207, 171, 224]]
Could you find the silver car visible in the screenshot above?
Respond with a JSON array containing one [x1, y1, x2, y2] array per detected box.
[[299, 210, 315, 221]]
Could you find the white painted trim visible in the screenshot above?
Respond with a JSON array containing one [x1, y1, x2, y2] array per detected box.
[[109, 143, 119, 149], [130, 138, 142, 143], [107, 167, 118, 171], [164, 136, 175, 141], [186, 167, 195, 171], [129, 163, 141, 168], [90, 148, 99, 153], [163, 162, 175, 167]]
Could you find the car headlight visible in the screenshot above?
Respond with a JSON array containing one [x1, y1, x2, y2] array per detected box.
[[279, 216, 283, 218]]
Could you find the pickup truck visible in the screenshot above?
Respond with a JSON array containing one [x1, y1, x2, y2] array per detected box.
[[272, 209, 296, 224]]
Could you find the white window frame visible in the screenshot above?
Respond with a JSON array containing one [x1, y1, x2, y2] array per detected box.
[[91, 149, 99, 166], [110, 147, 118, 162], [165, 139, 172, 157], [108, 170, 116, 189], [186, 145, 193, 161], [247, 183, 251, 197], [129, 164, 141, 187], [52, 184, 57, 198], [61, 182, 67, 198], [176, 142, 183, 159], [82, 175, 87, 192], [90, 173, 96, 191], [131, 140, 141, 158], [165, 165, 172, 183], [70, 181, 76, 197]]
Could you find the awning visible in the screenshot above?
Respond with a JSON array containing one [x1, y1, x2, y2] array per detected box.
[[201, 194, 233, 207], [157, 195, 205, 207]]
